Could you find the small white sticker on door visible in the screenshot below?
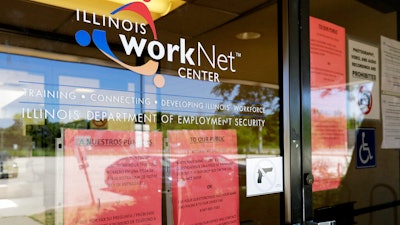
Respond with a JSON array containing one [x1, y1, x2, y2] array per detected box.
[[246, 156, 283, 197]]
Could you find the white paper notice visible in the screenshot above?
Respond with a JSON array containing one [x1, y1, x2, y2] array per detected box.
[[381, 36, 400, 93], [348, 39, 380, 120], [381, 94, 400, 149]]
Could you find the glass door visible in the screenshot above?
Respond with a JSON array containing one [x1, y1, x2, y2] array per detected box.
[[0, 1, 287, 224], [309, 0, 400, 224]]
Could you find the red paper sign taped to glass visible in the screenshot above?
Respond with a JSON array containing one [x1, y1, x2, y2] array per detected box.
[[168, 130, 240, 225], [63, 129, 162, 225], [310, 17, 348, 192], [310, 16, 346, 88]]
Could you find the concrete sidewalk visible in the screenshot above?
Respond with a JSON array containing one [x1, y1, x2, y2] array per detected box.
[[0, 216, 42, 225]]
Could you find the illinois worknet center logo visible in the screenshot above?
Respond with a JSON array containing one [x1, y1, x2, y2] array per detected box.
[[75, 0, 240, 88], [75, 0, 164, 87]]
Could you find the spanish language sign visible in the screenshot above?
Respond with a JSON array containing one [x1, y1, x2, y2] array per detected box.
[[310, 17, 348, 192], [168, 130, 240, 225], [348, 39, 380, 120], [63, 129, 163, 225]]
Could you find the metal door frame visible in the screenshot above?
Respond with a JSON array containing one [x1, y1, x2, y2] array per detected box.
[[279, 0, 312, 224]]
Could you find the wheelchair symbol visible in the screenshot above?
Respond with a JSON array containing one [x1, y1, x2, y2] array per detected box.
[[358, 132, 373, 164]]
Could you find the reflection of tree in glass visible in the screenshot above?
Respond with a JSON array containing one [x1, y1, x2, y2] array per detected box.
[[211, 84, 279, 115], [211, 83, 280, 154], [7, 113, 88, 157], [0, 116, 33, 156]]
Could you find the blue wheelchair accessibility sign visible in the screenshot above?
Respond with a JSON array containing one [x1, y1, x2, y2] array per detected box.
[[356, 128, 376, 168]]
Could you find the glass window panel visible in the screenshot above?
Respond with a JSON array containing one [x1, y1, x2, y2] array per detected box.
[[310, 0, 398, 224], [0, 1, 281, 224]]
